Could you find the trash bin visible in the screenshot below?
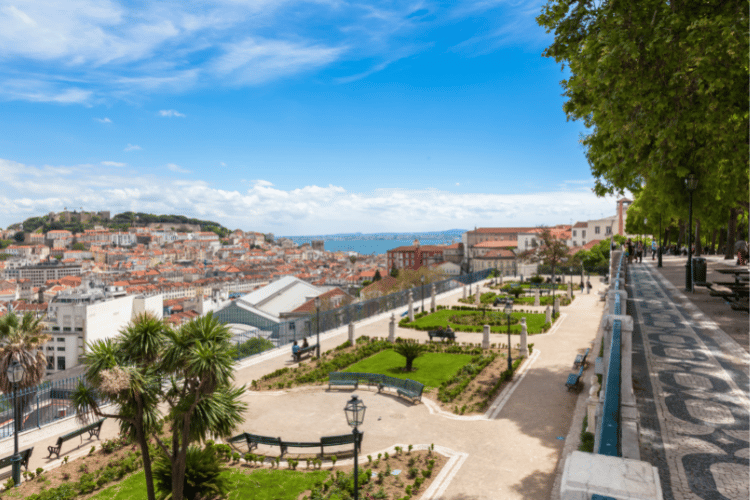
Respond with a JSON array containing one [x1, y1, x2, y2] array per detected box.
[[692, 257, 707, 284]]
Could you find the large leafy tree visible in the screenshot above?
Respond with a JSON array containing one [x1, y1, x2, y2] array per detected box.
[[518, 228, 570, 286], [537, 0, 748, 228], [0, 312, 50, 392], [72, 312, 246, 500]]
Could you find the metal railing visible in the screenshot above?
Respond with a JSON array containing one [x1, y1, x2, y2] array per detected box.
[[0, 375, 86, 439]]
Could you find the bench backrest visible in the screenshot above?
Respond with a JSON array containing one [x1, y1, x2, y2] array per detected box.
[[248, 434, 281, 446], [0, 447, 33, 469], [59, 419, 105, 442], [320, 434, 355, 447]]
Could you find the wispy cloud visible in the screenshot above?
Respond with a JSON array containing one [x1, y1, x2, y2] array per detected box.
[[123, 143, 141, 151], [167, 163, 190, 174], [158, 109, 185, 117], [101, 160, 126, 167], [0, 158, 619, 234], [95, 117, 112, 123]]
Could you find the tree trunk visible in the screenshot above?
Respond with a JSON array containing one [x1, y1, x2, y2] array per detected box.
[[725, 208, 738, 260], [405, 358, 413, 371], [711, 229, 718, 255], [135, 411, 157, 500], [694, 219, 701, 256]]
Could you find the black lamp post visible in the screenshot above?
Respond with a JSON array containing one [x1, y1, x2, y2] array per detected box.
[[420, 275, 425, 313], [685, 173, 698, 292], [658, 214, 663, 267], [7, 360, 24, 488], [314, 296, 322, 357], [504, 299, 513, 372], [344, 395, 366, 500]]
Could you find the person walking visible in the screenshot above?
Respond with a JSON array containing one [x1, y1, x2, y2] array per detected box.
[[586, 279, 592, 294], [637, 241, 643, 263], [651, 240, 657, 260], [627, 239, 634, 264]]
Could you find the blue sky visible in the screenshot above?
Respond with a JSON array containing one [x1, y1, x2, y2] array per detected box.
[[0, 0, 619, 235]]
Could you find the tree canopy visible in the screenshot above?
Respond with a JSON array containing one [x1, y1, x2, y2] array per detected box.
[[537, 0, 748, 222]]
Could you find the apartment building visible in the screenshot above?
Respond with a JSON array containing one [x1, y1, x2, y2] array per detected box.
[[18, 262, 83, 287], [386, 240, 444, 271]]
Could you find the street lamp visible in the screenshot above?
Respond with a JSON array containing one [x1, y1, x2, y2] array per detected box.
[[7, 360, 25, 488], [420, 275, 425, 313], [344, 395, 366, 500], [314, 296, 322, 357], [504, 299, 514, 372], [658, 214, 663, 268], [685, 173, 698, 292]]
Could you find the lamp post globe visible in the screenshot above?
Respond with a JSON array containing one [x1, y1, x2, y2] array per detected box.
[[7, 360, 25, 488], [344, 395, 366, 500], [314, 296, 322, 357], [504, 299, 514, 372]]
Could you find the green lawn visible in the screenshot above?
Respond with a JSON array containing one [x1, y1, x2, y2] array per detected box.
[[405, 309, 548, 334], [91, 468, 330, 500], [343, 350, 473, 387]]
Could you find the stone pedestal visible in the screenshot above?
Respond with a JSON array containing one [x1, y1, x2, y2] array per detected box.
[[463, 286, 467, 299], [388, 314, 396, 342], [408, 291, 414, 322], [554, 297, 560, 316], [430, 284, 436, 312], [545, 306, 552, 324], [482, 324, 490, 349], [561, 451, 663, 500], [586, 376, 600, 433], [520, 317, 528, 357], [534, 290, 540, 307], [475, 287, 480, 305], [567, 283, 572, 300], [348, 322, 355, 344]]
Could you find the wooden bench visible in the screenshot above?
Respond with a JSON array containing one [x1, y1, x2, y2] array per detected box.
[[565, 366, 585, 392], [47, 419, 105, 458], [574, 348, 590, 369], [293, 344, 318, 362], [0, 447, 33, 476], [428, 328, 455, 341], [228, 432, 364, 457]]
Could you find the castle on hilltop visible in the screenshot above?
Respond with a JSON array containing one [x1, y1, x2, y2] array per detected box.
[[48, 209, 110, 224]]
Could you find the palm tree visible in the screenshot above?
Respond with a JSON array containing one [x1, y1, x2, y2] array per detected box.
[[0, 311, 50, 392], [393, 340, 427, 372], [72, 312, 168, 500]]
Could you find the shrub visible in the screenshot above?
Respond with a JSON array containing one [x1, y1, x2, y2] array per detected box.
[[153, 444, 229, 500]]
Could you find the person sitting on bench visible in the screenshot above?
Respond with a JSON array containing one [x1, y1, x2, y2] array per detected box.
[[301, 338, 309, 349], [292, 341, 300, 358]]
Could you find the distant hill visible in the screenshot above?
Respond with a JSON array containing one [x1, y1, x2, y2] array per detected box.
[[17, 212, 230, 237]]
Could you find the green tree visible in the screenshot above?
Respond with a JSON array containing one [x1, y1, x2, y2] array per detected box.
[[373, 270, 382, 282], [393, 340, 427, 372], [390, 267, 399, 278], [13, 231, 24, 243], [518, 228, 569, 285], [0, 312, 50, 392], [72, 242, 86, 251], [537, 0, 748, 230], [153, 444, 230, 500], [72, 313, 246, 500]]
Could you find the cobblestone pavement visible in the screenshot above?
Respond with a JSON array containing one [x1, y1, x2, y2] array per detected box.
[[628, 262, 750, 500]]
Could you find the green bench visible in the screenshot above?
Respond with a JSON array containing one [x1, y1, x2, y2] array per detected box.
[[565, 366, 585, 392], [528, 283, 557, 295], [47, 419, 105, 459], [428, 328, 455, 341], [328, 372, 424, 403], [0, 447, 33, 475], [228, 432, 364, 457], [574, 348, 591, 369], [293, 344, 318, 362]]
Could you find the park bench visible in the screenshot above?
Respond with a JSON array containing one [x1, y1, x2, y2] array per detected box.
[[528, 283, 557, 295], [0, 447, 33, 477], [47, 419, 105, 458], [328, 372, 424, 402], [228, 432, 364, 457], [565, 366, 585, 392], [428, 328, 455, 341], [293, 344, 318, 362], [573, 348, 590, 369]]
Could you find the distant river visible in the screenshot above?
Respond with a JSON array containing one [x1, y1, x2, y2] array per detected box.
[[313, 238, 457, 255]]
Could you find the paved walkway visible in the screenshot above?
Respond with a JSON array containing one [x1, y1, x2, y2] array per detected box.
[[629, 258, 749, 500], [3, 279, 608, 500]]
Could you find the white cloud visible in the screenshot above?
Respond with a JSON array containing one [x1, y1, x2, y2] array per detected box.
[[94, 117, 112, 123], [0, 158, 619, 235], [167, 163, 190, 174], [101, 160, 126, 167], [123, 143, 141, 151], [158, 109, 185, 117]]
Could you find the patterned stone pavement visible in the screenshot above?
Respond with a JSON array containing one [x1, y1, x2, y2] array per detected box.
[[628, 262, 749, 500]]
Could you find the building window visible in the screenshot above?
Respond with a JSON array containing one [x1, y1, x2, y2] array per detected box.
[[57, 346, 65, 351], [47, 346, 54, 351], [57, 337, 65, 342], [47, 356, 54, 370], [606, 227, 612, 235], [57, 357, 66, 371], [595, 226, 600, 234], [582, 230, 586, 238]]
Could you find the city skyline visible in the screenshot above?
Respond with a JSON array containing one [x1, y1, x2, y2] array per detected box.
[[2, 0, 622, 234]]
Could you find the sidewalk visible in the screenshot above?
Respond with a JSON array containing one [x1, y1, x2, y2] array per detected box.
[[628, 257, 749, 500], [5, 279, 608, 500]]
